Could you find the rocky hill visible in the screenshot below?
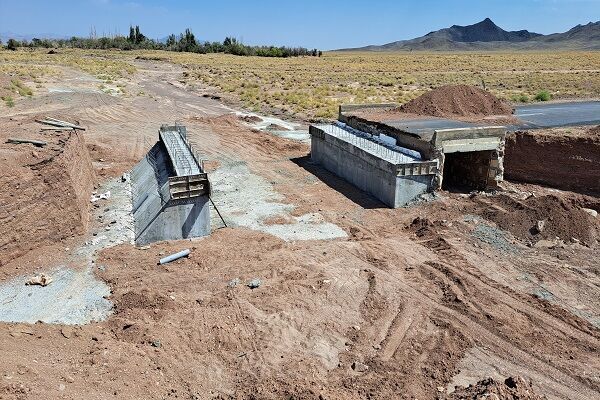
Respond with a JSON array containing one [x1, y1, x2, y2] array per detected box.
[[341, 19, 600, 51]]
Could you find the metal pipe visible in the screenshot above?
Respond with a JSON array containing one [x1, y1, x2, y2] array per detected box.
[[159, 249, 190, 265]]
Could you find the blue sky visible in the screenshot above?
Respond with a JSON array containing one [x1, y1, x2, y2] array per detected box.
[[0, 0, 598, 49]]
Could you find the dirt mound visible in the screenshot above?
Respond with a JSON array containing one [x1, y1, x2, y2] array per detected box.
[[0, 131, 95, 266], [505, 130, 600, 195], [450, 376, 547, 399], [400, 85, 513, 118], [469, 194, 598, 245]]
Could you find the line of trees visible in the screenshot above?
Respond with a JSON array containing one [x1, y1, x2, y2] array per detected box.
[[2, 26, 322, 58]]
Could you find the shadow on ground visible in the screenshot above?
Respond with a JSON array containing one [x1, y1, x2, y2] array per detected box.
[[291, 155, 387, 210]]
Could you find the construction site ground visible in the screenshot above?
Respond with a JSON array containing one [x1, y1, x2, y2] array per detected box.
[[0, 60, 598, 400]]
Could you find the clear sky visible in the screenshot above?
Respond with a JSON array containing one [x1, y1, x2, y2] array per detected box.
[[0, 0, 598, 49]]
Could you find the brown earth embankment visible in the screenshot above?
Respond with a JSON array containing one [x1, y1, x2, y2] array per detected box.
[[0, 131, 95, 265], [504, 128, 600, 196]]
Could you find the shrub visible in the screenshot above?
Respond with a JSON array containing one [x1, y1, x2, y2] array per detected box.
[[2, 96, 15, 107], [511, 93, 529, 103], [6, 38, 18, 51], [535, 90, 552, 101]]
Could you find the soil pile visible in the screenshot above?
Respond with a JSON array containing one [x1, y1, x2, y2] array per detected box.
[[505, 129, 600, 195], [0, 131, 95, 265], [399, 84, 513, 118], [450, 376, 547, 399], [469, 194, 598, 245]]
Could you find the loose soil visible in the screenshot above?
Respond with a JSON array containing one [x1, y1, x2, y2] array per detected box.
[[449, 376, 546, 400], [0, 60, 598, 400], [399, 84, 514, 118], [466, 193, 598, 245]]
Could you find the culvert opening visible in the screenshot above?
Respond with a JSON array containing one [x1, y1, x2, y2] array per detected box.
[[442, 151, 493, 192]]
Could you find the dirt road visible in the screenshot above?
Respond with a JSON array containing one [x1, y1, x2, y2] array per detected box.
[[0, 60, 598, 399]]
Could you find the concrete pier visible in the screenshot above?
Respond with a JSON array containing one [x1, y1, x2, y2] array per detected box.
[[132, 125, 211, 245]]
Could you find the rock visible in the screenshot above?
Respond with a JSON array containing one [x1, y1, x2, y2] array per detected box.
[[247, 278, 261, 289], [26, 274, 52, 287], [228, 278, 240, 288], [61, 327, 73, 339], [533, 239, 557, 249], [151, 340, 161, 348], [534, 220, 545, 233], [582, 208, 598, 218], [351, 361, 369, 372], [373, 344, 381, 350]]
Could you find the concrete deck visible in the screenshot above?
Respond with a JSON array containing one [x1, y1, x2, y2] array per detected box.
[[349, 101, 600, 137]]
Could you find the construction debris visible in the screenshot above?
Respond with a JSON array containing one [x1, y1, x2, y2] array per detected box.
[[247, 278, 262, 289], [228, 278, 241, 287], [534, 220, 546, 234], [7, 138, 47, 147], [26, 274, 53, 287], [40, 127, 74, 131], [351, 361, 369, 372], [90, 191, 111, 203], [36, 117, 85, 130], [159, 249, 191, 265]]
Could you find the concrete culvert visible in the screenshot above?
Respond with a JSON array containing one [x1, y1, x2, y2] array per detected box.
[[442, 150, 494, 192]]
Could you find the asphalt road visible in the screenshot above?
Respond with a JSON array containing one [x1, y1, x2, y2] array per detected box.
[[384, 101, 600, 135], [514, 101, 600, 128]]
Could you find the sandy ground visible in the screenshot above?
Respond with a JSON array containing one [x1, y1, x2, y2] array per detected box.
[[0, 60, 598, 399]]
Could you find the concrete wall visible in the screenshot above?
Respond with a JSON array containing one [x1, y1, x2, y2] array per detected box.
[[131, 142, 210, 246], [394, 175, 433, 207], [311, 131, 432, 208], [135, 197, 210, 246]]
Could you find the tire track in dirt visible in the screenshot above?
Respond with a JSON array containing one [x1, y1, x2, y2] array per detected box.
[[379, 302, 424, 361], [345, 229, 599, 399]]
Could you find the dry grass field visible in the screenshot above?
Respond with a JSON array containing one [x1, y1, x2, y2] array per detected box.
[[142, 50, 600, 119], [1, 48, 599, 119]]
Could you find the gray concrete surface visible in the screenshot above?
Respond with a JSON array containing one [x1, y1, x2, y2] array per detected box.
[[0, 267, 112, 325], [310, 124, 435, 208], [208, 160, 346, 240]]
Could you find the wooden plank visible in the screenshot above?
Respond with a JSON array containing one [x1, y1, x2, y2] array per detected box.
[[7, 138, 47, 147]]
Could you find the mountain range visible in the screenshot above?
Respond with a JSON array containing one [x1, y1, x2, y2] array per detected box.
[[340, 18, 600, 51]]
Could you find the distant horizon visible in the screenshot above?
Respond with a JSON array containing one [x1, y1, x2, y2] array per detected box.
[[1, 0, 599, 50]]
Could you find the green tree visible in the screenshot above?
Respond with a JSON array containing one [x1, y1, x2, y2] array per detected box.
[[128, 26, 135, 43], [7, 38, 18, 50], [166, 34, 176, 47], [179, 29, 197, 52]]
